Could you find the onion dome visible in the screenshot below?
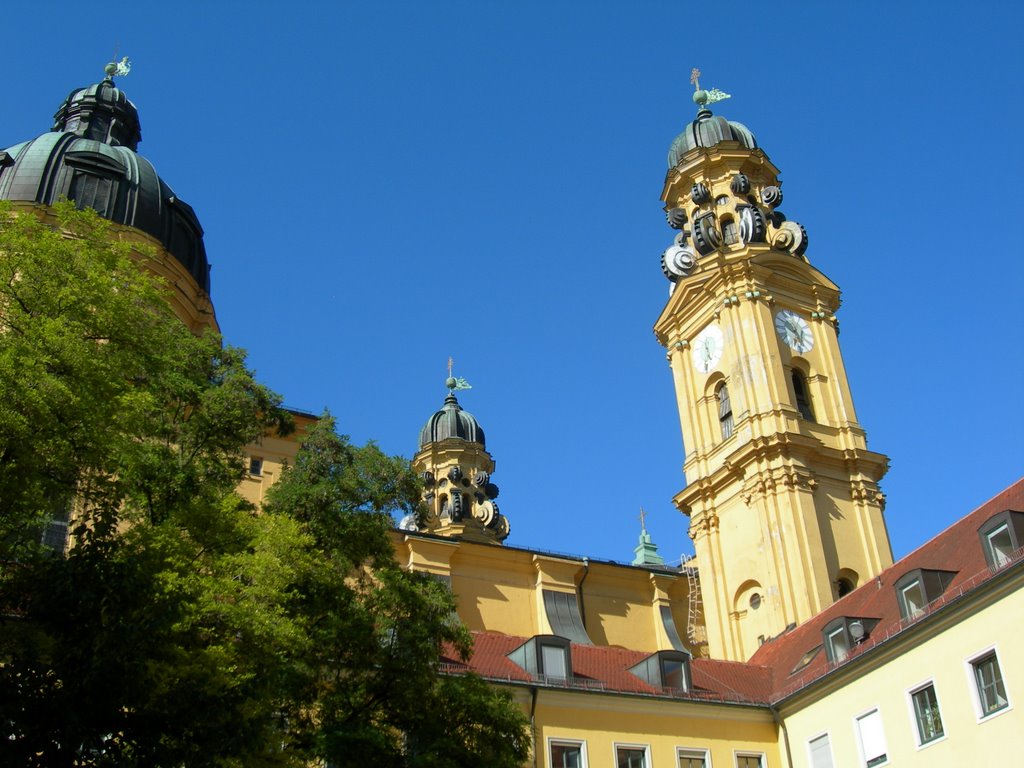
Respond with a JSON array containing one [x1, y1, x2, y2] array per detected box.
[[0, 64, 210, 293], [418, 393, 486, 449], [667, 107, 757, 168]]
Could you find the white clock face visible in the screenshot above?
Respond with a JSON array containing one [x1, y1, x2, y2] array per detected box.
[[774, 309, 813, 353], [691, 324, 724, 373]]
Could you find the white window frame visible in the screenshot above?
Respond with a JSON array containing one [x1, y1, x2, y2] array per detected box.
[[547, 737, 588, 768], [806, 731, 834, 768], [853, 707, 888, 768], [613, 742, 651, 768], [964, 644, 1012, 722], [677, 746, 711, 768], [733, 752, 765, 768], [904, 679, 946, 748]]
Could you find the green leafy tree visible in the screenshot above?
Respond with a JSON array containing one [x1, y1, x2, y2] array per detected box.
[[264, 417, 530, 768], [0, 202, 295, 765], [0, 202, 529, 767]]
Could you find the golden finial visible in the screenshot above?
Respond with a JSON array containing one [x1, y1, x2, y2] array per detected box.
[[690, 68, 701, 91]]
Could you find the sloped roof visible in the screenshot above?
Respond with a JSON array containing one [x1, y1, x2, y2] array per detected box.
[[442, 478, 1023, 707], [750, 477, 1024, 698], [443, 631, 773, 705]]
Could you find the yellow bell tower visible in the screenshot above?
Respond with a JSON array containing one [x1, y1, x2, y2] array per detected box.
[[654, 73, 892, 661]]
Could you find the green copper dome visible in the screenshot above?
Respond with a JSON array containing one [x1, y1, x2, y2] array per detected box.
[[668, 108, 757, 168], [0, 73, 210, 293], [418, 393, 486, 449]]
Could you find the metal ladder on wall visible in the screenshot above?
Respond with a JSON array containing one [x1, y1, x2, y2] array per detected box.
[[681, 555, 704, 645]]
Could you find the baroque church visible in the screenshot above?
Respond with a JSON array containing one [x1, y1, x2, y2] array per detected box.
[[1, 64, 1021, 768]]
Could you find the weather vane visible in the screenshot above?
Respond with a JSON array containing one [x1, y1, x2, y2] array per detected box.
[[690, 67, 730, 109], [103, 55, 131, 80], [445, 357, 472, 393]]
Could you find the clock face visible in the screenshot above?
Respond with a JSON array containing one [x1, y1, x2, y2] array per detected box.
[[692, 324, 724, 373], [774, 309, 814, 353]]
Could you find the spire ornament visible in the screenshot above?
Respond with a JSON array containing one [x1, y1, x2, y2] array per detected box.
[[690, 67, 731, 111], [103, 56, 131, 81], [445, 357, 472, 393]]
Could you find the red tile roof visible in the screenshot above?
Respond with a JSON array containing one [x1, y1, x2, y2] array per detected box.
[[750, 477, 1024, 698], [444, 631, 773, 705], [442, 479, 1024, 706]]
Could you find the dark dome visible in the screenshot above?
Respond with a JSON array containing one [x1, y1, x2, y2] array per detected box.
[[0, 75, 210, 293], [668, 108, 757, 168], [419, 393, 486, 449]]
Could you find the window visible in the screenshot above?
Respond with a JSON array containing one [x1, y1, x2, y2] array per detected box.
[[629, 650, 691, 692], [894, 569, 955, 620], [854, 709, 888, 767], [984, 523, 1013, 567], [677, 748, 708, 768], [790, 645, 822, 675], [898, 577, 925, 619], [791, 370, 815, 420], [978, 510, 1024, 569], [910, 683, 944, 745], [616, 745, 649, 768], [717, 382, 734, 439], [722, 216, 738, 245], [970, 650, 1009, 717], [248, 457, 263, 476], [822, 617, 875, 663], [40, 499, 71, 554], [542, 642, 568, 679], [506, 635, 573, 682], [808, 733, 834, 768], [736, 754, 764, 768], [825, 624, 850, 663], [550, 739, 586, 768]]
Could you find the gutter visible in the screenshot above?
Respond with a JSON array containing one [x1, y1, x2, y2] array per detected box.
[[577, 557, 590, 631], [530, 686, 539, 768], [769, 705, 793, 768]]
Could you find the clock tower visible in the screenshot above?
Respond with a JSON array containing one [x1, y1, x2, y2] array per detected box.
[[654, 76, 892, 661]]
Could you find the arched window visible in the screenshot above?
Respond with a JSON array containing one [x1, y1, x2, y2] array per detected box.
[[721, 216, 738, 245], [717, 382, 734, 439], [792, 370, 815, 421]]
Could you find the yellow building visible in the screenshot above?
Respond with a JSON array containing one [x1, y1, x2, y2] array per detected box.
[[5, 66, 1022, 768]]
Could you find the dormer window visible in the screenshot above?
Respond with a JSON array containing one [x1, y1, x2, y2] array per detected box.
[[978, 510, 1024, 569], [822, 617, 878, 664], [507, 635, 572, 682], [894, 569, 955, 620], [629, 650, 691, 693]]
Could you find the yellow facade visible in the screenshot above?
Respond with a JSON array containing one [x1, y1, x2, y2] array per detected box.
[[392, 532, 693, 654], [519, 687, 779, 768], [777, 566, 1024, 767], [653, 137, 892, 662]]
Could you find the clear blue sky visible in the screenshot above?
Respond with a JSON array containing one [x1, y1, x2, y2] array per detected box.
[[4, 1, 1022, 565]]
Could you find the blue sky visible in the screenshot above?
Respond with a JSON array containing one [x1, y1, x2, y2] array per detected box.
[[4, 1, 1022, 565]]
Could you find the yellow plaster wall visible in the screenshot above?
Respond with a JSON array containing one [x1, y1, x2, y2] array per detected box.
[[779, 574, 1024, 767], [529, 688, 779, 768]]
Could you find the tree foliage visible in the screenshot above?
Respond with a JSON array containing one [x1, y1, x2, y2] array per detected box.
[[0, 202, 528, 767]]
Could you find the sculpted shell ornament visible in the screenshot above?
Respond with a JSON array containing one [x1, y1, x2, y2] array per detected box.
[[692, 212, 722, 255], [730, 173, 750, 194], [738, 205, 767, 244], [421, 470, 435, 488], [662, 232, 698, 281], [760, 185, 783, 208], [666, 207, 688, 229], [772, 220, 808, 256], [447, 466, 463, 483], [691, 182, 711, 205]]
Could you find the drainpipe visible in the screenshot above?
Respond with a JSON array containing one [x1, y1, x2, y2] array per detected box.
[[577, 557, 590, 631], [530, 686, 539, 768], [769, 704, 793, 768]]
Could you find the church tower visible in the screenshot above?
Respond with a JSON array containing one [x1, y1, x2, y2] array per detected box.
[[654, 74, 892, 661], [409, 374, 509, 545]]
